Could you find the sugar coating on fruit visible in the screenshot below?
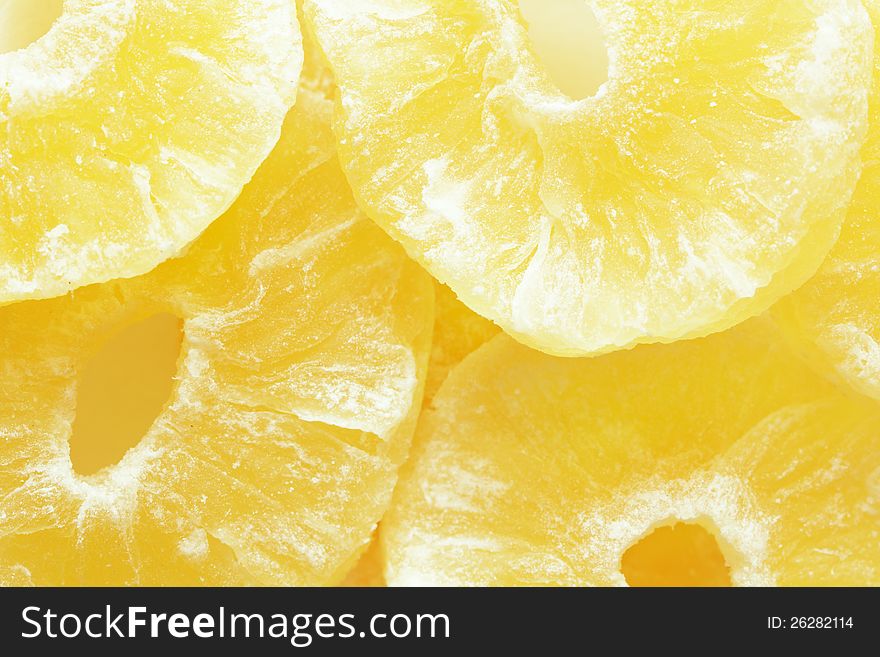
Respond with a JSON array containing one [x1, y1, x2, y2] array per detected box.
[[339, 283, 498, 586], [382, 321, 880, 586], [574, 473, 774, 586], [774, 0, 880, 400], [0, 89, 434, 586], [306, 0, 873, 356], [0, 0, 303, 304], [178, 529, 210, 560]]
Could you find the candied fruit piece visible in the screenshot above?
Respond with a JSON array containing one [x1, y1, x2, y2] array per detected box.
[[382, 321, 880, 586], [775, 1, 880, 401], [0, 0, 302, 303], [0, 87, 433, 586], [305, 0, 872, 356]]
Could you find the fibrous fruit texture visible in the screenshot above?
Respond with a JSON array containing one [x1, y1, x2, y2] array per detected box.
[[305, 0, 873, 356], [0, 0, 302, 304], [775, 0, 880, 401], [3, 0, 879, 591], [382, 320, 880, 586], [342, 282, 498, 587], [0, 88, 434, 586]]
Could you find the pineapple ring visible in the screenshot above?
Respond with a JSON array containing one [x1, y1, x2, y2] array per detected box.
[[775, 0, 880, 401], [305, 0, 873, 356], [0, 89, 434, 586], [382, 320, 880, 586], [0, 0, 302, 304]]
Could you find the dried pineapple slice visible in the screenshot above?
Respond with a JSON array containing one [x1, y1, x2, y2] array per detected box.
[[341, 283, 497, 586], [0, 0, 302, 303], [305, 0, 872, 356], [775, 1, 880, 401], [382, 321, 880, 586], [0, 88, 433, 586]]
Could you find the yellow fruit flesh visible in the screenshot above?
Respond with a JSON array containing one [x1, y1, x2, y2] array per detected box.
[[775, 1, 880, 401], [0, 0, 63, 54], [341, 536, 386, 587], [1, 0, 872, 591], [382, 320, 880, 586], [69, 313, 183, 477], [621, 523, 731, 587], [341, 283, 499, 586], [306, 0, 872, 356], [0, 86, 434, 586], [0, 0, 302, 304]]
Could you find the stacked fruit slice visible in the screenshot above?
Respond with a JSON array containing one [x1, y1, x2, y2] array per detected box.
[[381, 321, 880, 586], [2, 0, 880, 589], [0, 84, 433, 586], [305, 0, 872, 356], [775, 0, 880, 401], [342, 283, 499, 585], [0, 0, 302, 304]]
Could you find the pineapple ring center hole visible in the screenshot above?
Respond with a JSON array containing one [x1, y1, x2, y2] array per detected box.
[[69, 313, 183, 477], [0, 0, 64, 54], [517, 0, 609, 101], [621, 522, 732, 587]]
